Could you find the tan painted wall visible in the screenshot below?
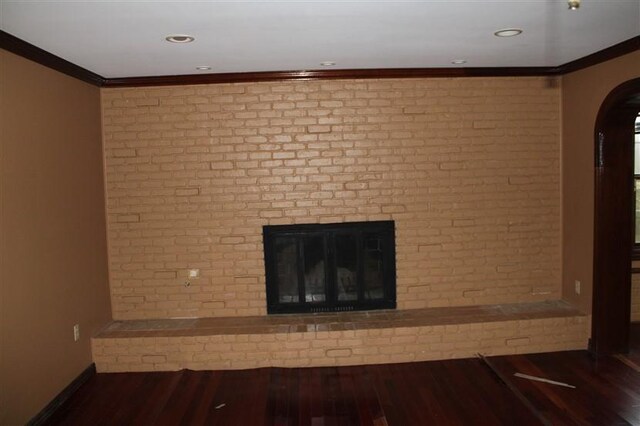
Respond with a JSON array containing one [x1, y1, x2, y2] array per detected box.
[[0, 50, 111, 425], [102, 77, 562, 320], [561, 51, 640, 313]]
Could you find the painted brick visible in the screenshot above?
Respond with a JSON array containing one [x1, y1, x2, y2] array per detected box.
[[92, 315, 588, 372], [102, 77, 561, 320], [632, 274, 640, 322]]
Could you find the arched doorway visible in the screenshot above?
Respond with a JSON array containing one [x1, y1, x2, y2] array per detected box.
[[592, 77, 640, 356]]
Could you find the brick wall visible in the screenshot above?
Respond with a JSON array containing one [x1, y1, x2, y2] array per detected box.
[[102, 77, 561, 320], [633, 274, 640, 322]]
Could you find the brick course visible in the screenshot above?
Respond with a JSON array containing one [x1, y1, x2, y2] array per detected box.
[[92, 315, 587, 372], [102, 77, 561, 320]]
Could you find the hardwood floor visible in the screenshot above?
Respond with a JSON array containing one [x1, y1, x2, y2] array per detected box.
[[46, 358, 539, 426], [488, 351, 640, 425], [45, 328, 640, 425]]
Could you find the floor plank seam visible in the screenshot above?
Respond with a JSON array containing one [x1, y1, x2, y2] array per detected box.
[[478, 354, 552, 426]]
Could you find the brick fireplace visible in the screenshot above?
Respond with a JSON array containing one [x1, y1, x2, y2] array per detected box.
[[91, 76, 590, 373], [103, 76, 562, 321]]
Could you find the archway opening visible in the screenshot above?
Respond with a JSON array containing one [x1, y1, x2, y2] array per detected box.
[[592, 78, 640, 356]]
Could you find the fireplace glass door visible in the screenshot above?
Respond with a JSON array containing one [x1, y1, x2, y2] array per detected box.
[[263, 221, 396, 314]]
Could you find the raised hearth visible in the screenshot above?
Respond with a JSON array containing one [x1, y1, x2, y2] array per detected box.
[[92, 301, 589, 372]]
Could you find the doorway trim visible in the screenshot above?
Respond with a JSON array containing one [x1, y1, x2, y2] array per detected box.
[[592, 77, 640, 356]]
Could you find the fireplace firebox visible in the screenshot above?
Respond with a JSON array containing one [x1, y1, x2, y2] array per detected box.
[[263, 221, 396, 314]]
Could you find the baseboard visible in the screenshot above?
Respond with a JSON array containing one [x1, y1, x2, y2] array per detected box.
[[27, 363, 96, 426]]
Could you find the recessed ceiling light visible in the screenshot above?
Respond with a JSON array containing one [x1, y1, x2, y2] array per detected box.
[[451, 59, 467, 65], [494, 28, 523, 37], [568, 0, 580, 10], [320, 61, 336, 66], [165, 34, 195, 43], [196, 66, 211, 71]]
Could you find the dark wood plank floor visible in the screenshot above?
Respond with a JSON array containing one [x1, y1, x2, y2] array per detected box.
[[487, 323, 640, 426], [46, 358, 540, 426], [488, 351, 640, 426], [45, 325, 640, 425]]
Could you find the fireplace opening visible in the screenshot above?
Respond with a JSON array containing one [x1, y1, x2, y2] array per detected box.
[[263, 221, 396, 314]]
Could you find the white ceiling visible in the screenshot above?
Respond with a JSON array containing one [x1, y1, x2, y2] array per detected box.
[[1, 0, 639, 79]]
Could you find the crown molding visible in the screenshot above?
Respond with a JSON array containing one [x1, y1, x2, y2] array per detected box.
[[102, 66, 558, 88], [1, 28, 637, 89], [559, 36, 639, 75], [0, 30, 105, 87]]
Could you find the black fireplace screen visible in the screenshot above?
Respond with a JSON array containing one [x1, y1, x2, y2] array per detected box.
[[263, 221, 396, 314]]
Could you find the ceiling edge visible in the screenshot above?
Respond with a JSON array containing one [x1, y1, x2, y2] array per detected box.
[[560, 36, 640, 74], [0, 29, 638, 89], [0, 30, 105, 87]]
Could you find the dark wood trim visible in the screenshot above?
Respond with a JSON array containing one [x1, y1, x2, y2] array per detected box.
[[27, 363, 96, 426], [101, 66, 557, 88], [560, 36, 640, 75], [632, 267, 640, 274], [0, 30, 105, 87], [591, 77, 640, 356]]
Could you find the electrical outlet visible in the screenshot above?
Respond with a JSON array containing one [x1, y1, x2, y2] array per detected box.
[[73, 324, 80, 342], [574, 280, 581, 295]]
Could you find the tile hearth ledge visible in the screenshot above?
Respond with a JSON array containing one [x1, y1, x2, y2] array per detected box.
[[91, 300, 589, 372], [96, 300, 583, 338]]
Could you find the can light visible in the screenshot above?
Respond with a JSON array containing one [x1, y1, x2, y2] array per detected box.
[[494, 28, 523, 37], [165, 34, 195, 43]]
